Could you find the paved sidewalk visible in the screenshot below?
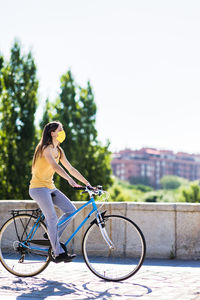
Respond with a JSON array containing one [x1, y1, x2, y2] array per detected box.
[[0, 258, 200, 300]]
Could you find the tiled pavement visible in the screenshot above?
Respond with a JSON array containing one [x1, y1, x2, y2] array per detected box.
[[0, 258, 200, 300]]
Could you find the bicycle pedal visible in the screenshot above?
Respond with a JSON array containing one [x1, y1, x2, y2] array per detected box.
[[43, 232, 49, 240]]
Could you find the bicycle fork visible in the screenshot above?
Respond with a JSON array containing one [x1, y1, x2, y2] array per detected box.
[[96, 212, 115, 250]]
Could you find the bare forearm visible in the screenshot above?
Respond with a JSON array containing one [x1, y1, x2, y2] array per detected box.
[[70, 167, 90, 185], [53, 164, 73, 182]]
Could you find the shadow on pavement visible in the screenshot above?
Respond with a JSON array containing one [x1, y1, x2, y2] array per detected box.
[[2, 277, 79, 299], [0, 276, 152, 299], [82, 280, 152, 299]]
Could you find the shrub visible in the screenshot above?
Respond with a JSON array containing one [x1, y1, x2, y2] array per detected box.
[[133, 184, 153, 192], [178, 181, 200, 203], [160, 176, 187, 190]]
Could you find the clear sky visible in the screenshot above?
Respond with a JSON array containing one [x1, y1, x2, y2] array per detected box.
[[1, 0, 200, 154]]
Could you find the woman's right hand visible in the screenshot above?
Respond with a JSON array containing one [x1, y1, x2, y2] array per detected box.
[[67, 177, 78, 187]]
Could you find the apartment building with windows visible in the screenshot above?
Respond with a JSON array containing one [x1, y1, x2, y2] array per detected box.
[[111, 148, 200, 188]]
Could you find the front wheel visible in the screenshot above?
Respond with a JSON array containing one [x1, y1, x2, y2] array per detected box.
[[82, 214, 146, 281]]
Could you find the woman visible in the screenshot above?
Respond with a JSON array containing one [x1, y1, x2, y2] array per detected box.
[[29, 121, 91, 263]]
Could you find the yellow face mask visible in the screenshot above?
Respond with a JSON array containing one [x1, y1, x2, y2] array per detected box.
[[56, 130, 66, 143]]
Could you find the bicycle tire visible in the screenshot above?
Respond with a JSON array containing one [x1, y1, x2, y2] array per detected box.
[[0, 214, 51, 277], [82, 214, 146, 281]]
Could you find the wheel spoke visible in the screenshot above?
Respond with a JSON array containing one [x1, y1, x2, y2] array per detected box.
[[0, 215, 50, 277], [82, 215, 146, 281]]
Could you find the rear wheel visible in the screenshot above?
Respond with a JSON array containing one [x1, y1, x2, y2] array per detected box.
[[0, 214, 51, 277], [82, 214, 146, 281]]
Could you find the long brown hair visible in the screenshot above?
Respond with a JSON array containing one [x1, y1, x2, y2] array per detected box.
[[32, 121, 62, 167]]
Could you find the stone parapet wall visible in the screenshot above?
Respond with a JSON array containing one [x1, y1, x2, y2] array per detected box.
[[0, 201, 200, 259]]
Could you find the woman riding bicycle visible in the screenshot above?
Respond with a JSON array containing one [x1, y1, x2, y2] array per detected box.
[[29, 121, 91, 263]]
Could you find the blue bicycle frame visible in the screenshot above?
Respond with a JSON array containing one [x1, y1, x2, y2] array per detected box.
[[58, 196, 98, 248], [21, 196, 99, 252]]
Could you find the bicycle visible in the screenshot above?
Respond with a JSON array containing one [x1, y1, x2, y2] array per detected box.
[[0, 186, 146, 281]]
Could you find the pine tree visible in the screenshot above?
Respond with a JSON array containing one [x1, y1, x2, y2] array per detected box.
[[41, 70, 113, 200], [0, 40, 38, 199]]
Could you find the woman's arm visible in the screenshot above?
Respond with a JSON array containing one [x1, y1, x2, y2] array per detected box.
[[60, 148, 90, 186], [43, 146, 78, 187]]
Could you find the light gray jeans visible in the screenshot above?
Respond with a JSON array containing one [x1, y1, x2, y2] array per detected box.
[[29, 187, 76, 257]]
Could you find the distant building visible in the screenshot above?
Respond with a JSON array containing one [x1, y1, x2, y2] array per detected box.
[[111, 148, 200, 188]]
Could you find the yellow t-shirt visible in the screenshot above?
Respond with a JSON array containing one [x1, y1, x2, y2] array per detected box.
[[29, 152, 60, 189]]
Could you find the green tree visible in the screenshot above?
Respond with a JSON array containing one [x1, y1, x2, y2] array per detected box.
[[0, 54, 3, 93], [160, 175, 185, 190], [0, 40, 38, 199], [39, 98, 54, 129], [129, 175, 152, 187], [0, 54, 4, 195], [180, 181, 200, 203], [41, 70, 112, 200]]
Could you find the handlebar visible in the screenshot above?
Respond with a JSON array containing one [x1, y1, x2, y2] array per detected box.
[[73, 185, 104, 196]]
